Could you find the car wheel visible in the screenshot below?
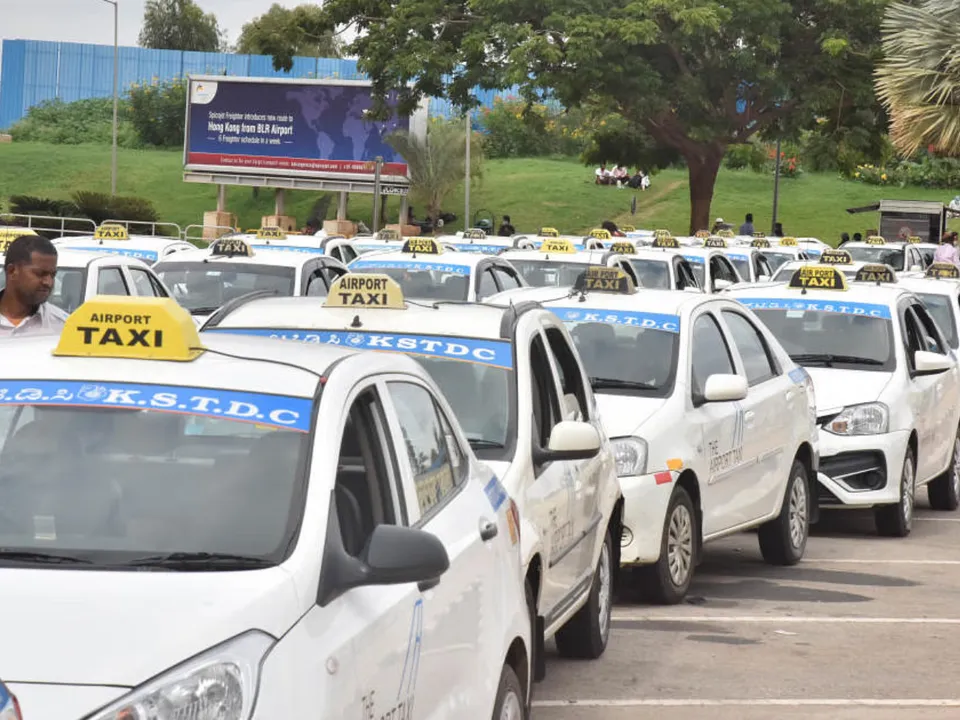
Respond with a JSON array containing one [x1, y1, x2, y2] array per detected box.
[[928, 426, 960, 511], [555, 530, 613, 659], [639, 486, 696, 605], [758, 459, 809, 565], [875, 447, 916, 537], [491, 663, 526, 720]]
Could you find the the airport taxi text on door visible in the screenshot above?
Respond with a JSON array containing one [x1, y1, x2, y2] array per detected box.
[[0, 296, 530, 720]]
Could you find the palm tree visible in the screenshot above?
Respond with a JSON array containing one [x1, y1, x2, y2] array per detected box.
[[875, 0, 960, 156], [386, 119, 483, 232]]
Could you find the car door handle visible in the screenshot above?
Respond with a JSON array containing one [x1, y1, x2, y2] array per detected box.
[[743, 410, 756, 426], [784, 389, 796, 402], [479, 518, 499, 542]]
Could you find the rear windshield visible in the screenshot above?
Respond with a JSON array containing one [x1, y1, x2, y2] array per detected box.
[[348, 260, 471, 301], [761, 251, 795, 272], [0, 381, 312, 568], [846, 246, 905, 271], [154, 262, 296, 315], [624, 258, 671, 289], [509, 260, 589, 288]]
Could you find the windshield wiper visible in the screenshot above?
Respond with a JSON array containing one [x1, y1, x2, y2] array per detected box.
[[467, 438, 506, 449], [0, 549, 94, 565], [790, 353, 885, 367], [188, 306, 221, 316], [590, 377, 660, 391], [126, 551, 274, 570]]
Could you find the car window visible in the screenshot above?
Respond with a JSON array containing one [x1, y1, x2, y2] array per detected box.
[[916, 292, 959, 349], [912, 303, 948, 355], [625, 258, 670, 290], [388, 382, 461, 519], [530, 334, 562, 457], [97, 267, 129, 295], [756, 255, 773, 279], [722, 310, 779, 386], [128, 267, 159, 297], [617, 260, 640, 287], [676, 260, 699, 290], [493, 266, 522, 290], [478, 269, 499, 300], [545, 326, 589, 421], [305, 270, 329, 297], [691, 313, 735, 398], [147, 273, 169, 298]]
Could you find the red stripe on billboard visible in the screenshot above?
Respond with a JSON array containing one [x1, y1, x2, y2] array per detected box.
[[187, 152, 408, 176]]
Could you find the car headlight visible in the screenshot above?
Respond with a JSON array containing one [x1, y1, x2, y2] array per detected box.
[[88, 631, 274, 720], [824, 402, 889, 436], [611, 436, 647, 476]]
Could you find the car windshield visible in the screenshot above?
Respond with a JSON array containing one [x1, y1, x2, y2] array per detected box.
[[761, 251, 796, 272], [741, 299, 896, 371], [416, 358, 512, 454], [348, 261, 470, 301], [917, 292, 959, 349], [846, 246, 905, 271], [0, 382, 312, 568], [726, 255, 752, 280], [509, 260, 591, 288], [154, 262, 296, 313], [557, 309, 680, 397], [624, 258, 671, 289]]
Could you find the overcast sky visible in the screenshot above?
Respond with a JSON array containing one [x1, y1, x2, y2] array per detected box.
[[2, 0, 309, 47]]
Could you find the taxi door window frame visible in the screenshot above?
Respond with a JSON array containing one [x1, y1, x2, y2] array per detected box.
[[899, 303, 927, 375], [529, 331, 564, 475], [543, 324, 591, 421], [755, 254, 773, 280], [127, 266, 160, 297], [491, 263, 523, 291], [615, 259, 640, 287], [690, 310, 737, 406], [674, 258, 699, 290], [98, 265, 131, 296], [719, 309, 781, 387], [476, 267, 499, 300], [911, 301, 950, 356]]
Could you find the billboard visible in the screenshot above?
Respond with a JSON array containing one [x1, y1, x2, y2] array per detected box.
[[183, 76, 427, 185]]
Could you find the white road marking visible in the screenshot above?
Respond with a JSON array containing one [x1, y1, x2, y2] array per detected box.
[[915, 516, 960, 522], [611, 614, 960, 624], [803, 558, 960, 565], [533, 699, 960, 708]]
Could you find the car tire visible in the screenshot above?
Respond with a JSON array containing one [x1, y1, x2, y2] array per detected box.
[[928, 426, 960, 511], [639, 486, 696, 605], [555, 530, 613, 659], [875, 447, 916, 537], [758, 459, 809, 565], [491, 663, 526, 720]]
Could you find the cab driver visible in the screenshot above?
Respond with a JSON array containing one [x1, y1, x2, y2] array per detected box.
[[0, 234, 68, 337]]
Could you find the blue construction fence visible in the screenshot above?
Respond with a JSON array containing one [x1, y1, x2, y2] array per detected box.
[[0, 39, 518, 130]]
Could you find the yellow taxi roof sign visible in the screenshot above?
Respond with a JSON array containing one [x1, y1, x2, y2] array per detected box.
[[654, 229, 672, 238], [717, 229, 735, 238], [542, 238, 576, 254], [464, 228, 487, 240], [590, 228, 612, 241], [866, 235, 886, 245], [652, 235, 680, 249], [94, 223, 129, 241], [256, 226, 286, 240], [788, 265, 848, 291], [751, 237, 771, 248], [211, 236, 254, 257], [694, 230, 711, 239], [574, 265, 636, 294], [819, 249, 853, 265], [907, 235, 923, 244], [402, 237, 443, 254], [54, 297, 203, 362], [0, 226, 38, 238], [610, 241, 636, 255], [0, 229, 40, 253], [325, 273, 406, 309], [854, 263, 897, 284], [926, 262, 960, 279], [376, 228, 401, 241], [620, 225, 636, 232], [704, 236, 727, 248], [752, 231, 766, 239], [778, 237, 798, 246], [539, 227, 560, 238]]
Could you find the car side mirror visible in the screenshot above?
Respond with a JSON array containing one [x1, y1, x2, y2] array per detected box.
[[702, 373, 748, 402], [361, 524, 450, 586], [914, 350, 953, 376], [713, 278, 733, 291], [534, 420, 601, 464], [758, 274, 771, 282], [910, 265, 922, 273]]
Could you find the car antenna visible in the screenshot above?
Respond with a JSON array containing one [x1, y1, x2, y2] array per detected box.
[[351, 314, 363, 328]]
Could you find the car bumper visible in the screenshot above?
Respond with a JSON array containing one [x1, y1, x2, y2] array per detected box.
[[618, 470, 676, 565], [6, 682, 126, 720], [815, 428, 910, 507]]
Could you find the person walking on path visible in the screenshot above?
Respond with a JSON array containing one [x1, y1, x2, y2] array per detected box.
[[739, 213, 755, 236]]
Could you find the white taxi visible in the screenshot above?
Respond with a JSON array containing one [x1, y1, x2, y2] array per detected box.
[[0, 296, 531, 720], [502, 238, 640, 289], [201, 274, 623, 679], [898, 262, 960, 353], [843, 236, 928, 273], [231, 226, 361, 265], [731, 265, 960, 536], [674, 245, 744, 292], [488, 267, 818, 603], [53, 223, 194, 265], [700, 237, 776, 283], [437, 229, 536, 254], [749, 237, 817, 273], [605, 240, 701, 291], [152, 236, 348, 324], [511, 229, 606, 252], [771, 251, 902, 284], [346, 237, 526, 301], [901, 236, 938, 268], [0, 248, 172, 314]]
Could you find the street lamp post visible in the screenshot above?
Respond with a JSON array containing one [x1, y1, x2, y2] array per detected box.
[[101, 0, 119, 197]]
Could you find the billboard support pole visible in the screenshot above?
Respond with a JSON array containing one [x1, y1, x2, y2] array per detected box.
[[275, 189, 286, 216], [464, 110, 471, 231], [372, 157, 384, 234], [216, 185, 226, 213], [337, 192, 348, 221]]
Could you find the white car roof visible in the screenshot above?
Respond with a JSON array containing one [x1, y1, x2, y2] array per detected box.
[[54, 249, 158, 270], [729, 278, 913, 307], [500, 249, 621, 264], [348, 249, 493, 271], [152, 246, 343, 270], [842, 241, 905, 252], [485, 285, 708, 319], [56, 234, 191, 250], [898, 276, 960, 298]]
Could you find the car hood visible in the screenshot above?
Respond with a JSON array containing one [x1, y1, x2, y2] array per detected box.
[[595, 393, 668, 438], [0, 567, 301, 686], [805, 367, 893, 414]]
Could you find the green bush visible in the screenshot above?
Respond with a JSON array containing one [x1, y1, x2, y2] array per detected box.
[[8, 195, 78, 217], [479, 97, 588, 158], [127, 77, 187, 148], [70, 190, 158, 228], [8, 98, 139, 147], [848, 154, 960, 189]]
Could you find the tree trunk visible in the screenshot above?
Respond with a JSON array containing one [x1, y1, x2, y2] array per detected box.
[[685, 145, 725, 235]]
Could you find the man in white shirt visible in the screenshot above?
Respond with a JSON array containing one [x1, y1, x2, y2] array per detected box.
[[0, 234, 69, 337]]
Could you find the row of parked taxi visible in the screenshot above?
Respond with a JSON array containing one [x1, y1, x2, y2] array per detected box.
[[1, 218, 959, 720]]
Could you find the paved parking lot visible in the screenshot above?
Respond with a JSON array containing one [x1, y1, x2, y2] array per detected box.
[[533, 499, 960, 719]]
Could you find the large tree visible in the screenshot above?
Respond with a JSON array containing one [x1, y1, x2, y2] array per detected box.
[[875, 0, 960, 157], [292, 0, 886, 232], [138, 0, 222, 52], [237, 4, 342, 66]]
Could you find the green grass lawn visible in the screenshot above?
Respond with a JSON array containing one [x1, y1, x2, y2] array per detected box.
[[1, 142, 957, 243]]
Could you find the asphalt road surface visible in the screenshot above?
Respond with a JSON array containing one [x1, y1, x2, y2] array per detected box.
[[533, 498, 960, 720]]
